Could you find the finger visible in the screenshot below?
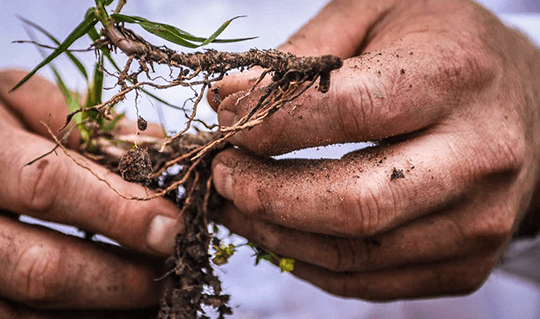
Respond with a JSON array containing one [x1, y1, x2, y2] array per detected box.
[[0, 70, 166, 145], [217, 34, 493, 156], [0, 214, 162, 310], [208, 0, 395, 109], [212, 127, 521, 237], [0, 299, 158, 319], [215, 196, 511, 272], [291, 252, 497, 301], [0, 128, 181, 256], [0, 70, 81, 147]]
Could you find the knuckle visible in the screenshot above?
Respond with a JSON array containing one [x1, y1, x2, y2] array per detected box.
[[338, 187, 387, 237], [234, 183, 266, 217], [10, 244, 66, 304], [329, 239, 355, 272], [460, 128, 525, 186], [435, 256, 493, 296], [467, 207, 514, 245], [491, 133, 526, 174], [99, 197, 128, 240], [331, 238, 373, 272], [240, 118, 288, 156], [17, 158, 62, 213], [256, 223, 285, 253], [474, 133, 525, 179], [439, 43, 496, 94], [455, 267, 490, 295]]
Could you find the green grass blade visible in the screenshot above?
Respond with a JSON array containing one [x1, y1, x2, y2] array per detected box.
[[138, 21, 199, 48], [87, 25, 101, 41], [110, 13, 256, 47], [17, 16, 89, 80], [10, 8, 98, 92], [103, 113, 125, 132], [112, 14, 200, 48], [24, 27, 79, 113], [93, 55, 104, 105], [141, 88, 186, 111], [205, 35, 258, 44], [200, 16, 245, 46], [25, 27, 89, 141]]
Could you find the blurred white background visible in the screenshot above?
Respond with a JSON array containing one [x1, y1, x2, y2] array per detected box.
[[0, 1, 539, 318]]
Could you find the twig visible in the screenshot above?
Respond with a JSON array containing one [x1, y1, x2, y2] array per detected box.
[[23, 145, 59, 166]]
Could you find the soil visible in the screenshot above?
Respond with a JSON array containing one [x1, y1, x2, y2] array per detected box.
[[118, 147, 153, 182], [390, 167, 405, 180]]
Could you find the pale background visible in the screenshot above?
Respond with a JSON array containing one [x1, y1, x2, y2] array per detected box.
[[0, 1, 539, 318]]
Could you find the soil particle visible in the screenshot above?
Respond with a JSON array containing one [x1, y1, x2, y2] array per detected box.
[[137, 116, 148, 131], [37, 159, 49, 169], [118, 147, 153, 182], [390, 167, 405, 181]]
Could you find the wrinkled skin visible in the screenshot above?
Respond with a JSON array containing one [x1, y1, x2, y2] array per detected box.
[[210, 0, 540, 300], [0, 70, 182, 317]]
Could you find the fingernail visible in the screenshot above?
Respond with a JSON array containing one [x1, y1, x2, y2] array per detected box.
[[212, 163, 234, 201], [147, 215, 178, 255], [219, 110, 236, 128]]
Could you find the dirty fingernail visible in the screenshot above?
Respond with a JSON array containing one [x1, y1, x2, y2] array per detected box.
[[219, 110, 236, 128], [212, 163, 234, 201], [147, 215, 178, 255]]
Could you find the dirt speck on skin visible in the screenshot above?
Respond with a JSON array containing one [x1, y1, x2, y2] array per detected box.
[[118, 147, 153, 182], [37, 159, 49, 169], [390, 167, 405, 181]]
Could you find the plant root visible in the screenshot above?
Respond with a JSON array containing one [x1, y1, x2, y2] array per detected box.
[[52, 22, 343, 319]]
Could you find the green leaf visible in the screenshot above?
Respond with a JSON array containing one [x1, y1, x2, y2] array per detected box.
[[92, 58, 104, 105], [212, 243, 237, 266], [278, 258, 295, 273], [87, 25, 101, 42], [18, 16, 89, 80], [110, 14, 256, 48], [11, 8, 98, 92]]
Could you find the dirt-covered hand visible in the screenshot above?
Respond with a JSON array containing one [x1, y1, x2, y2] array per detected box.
[[210, 0, 540, 300], [0, 70, 181, 312]]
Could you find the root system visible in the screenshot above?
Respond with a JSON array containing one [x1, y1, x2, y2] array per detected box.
[[58, 22, 341, 319]]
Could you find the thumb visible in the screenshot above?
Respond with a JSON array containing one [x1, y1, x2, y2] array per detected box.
[[208, 0, 394, 109], [278, 0, 392, 57]]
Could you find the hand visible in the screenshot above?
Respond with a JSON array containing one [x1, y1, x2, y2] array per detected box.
[[209, 0, 540, 300], [0, 70, 181, 316]]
